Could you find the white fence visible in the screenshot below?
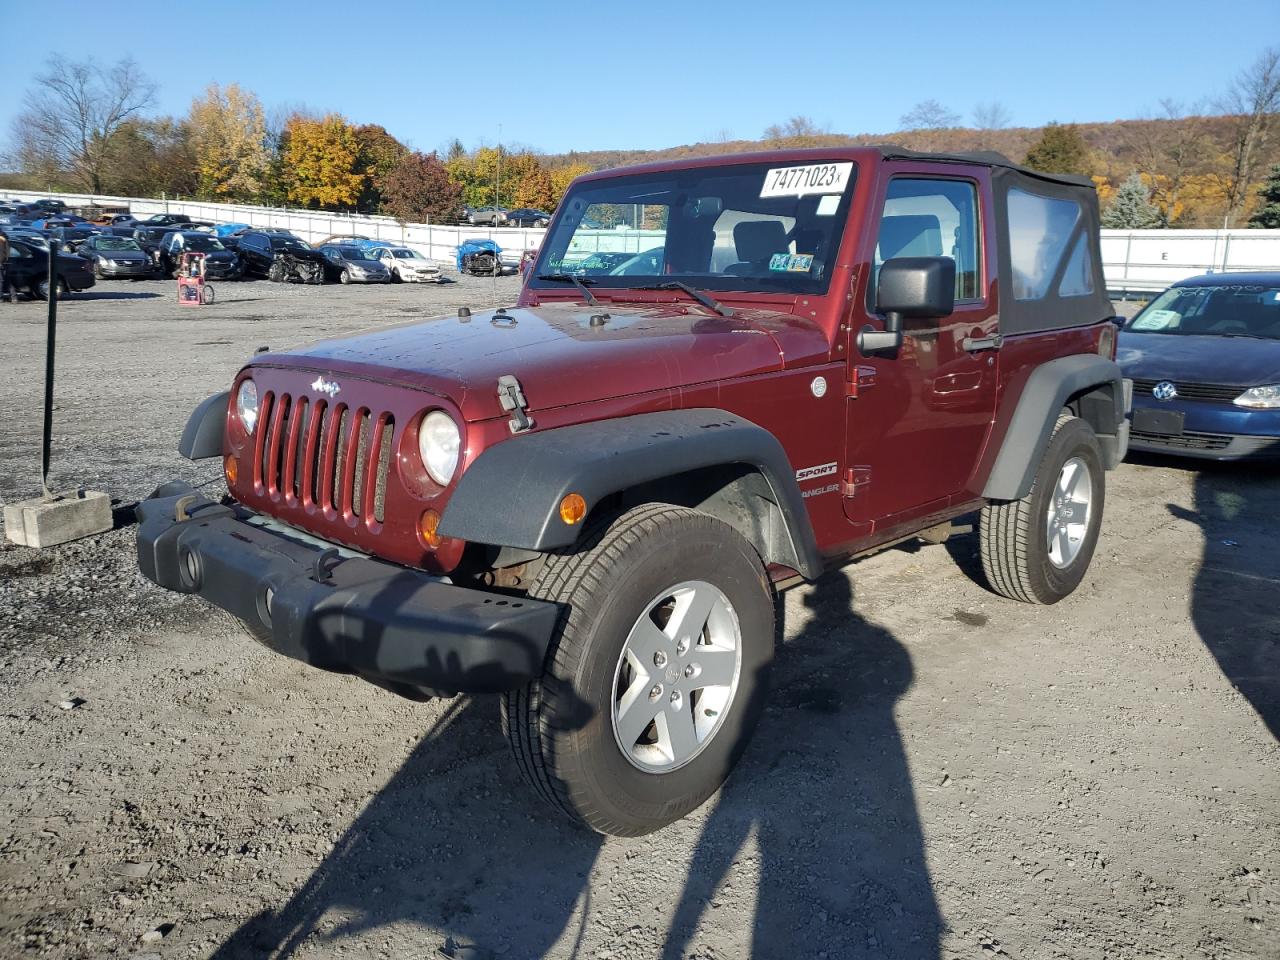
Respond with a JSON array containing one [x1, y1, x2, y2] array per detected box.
[[6, 188, 1280, 289]]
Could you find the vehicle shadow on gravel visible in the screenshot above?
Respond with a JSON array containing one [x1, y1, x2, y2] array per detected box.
[[207, 695, 604, 959], [662, 571, 943, 959], [1168, 460, 1280, 739]]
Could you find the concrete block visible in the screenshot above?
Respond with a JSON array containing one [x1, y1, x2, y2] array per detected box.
[[3, 490, 113, 548]]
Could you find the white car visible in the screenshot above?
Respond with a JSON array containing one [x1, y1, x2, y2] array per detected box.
[[371, 246, 444, 283]]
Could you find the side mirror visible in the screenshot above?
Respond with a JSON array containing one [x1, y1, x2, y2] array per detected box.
[[859, 256, 957, 355]]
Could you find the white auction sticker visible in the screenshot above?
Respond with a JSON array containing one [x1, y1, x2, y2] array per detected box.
[[761, 162, 852, 199]]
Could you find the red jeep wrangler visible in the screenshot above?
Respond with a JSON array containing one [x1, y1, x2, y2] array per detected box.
[[137, 148, 1131, 836]]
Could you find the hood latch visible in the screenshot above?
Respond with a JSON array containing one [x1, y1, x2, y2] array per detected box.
[[497, 375, 535, 434]]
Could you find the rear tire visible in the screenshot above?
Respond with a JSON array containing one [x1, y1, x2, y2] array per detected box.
[[501, 504, 775, 836], [979, 415, 1105, 604]]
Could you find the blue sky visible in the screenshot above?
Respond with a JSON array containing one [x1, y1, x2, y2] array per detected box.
[[2, 0, 1272, 155]]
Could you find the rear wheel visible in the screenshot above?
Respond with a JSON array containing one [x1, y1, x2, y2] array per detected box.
[[32, 277, 67, 300], [201, 285, 215, 304], [501, 504, 775, 836], [979, 414, 1105, 604]]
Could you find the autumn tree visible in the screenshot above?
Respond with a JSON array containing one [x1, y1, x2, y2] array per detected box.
[[188, 83, 271, 202], [1121, 101, 1216, 224], [381, 151, 462, 223], [1024, 123, 1092, 176], [282, 114, 363, 209], [971, 101, 1012, 131], [550, 162, 593, 207], [1247, 164, 1280, 227], [11, 56, 156, 193], [354, 124, 408, 212], [1218, 47, 1280, 227], [898, 100, 960, 150]]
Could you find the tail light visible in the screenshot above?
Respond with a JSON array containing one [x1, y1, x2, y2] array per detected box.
[[1098, 323, 1116, 359]]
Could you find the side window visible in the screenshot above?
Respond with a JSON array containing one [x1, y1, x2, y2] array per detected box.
[[870, 178, 981, 305], [1006, 188, 1091, 300]]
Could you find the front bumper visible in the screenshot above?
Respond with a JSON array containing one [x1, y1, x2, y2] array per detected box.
[[1128, 397, 1280, 461], [136, 486, 559, 697]]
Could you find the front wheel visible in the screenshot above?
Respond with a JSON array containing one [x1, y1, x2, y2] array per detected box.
[[339, 269, 351, 284], [201, 284, 215, 304], [501, 504, 775, 836], [979, 414, 1105, 604]]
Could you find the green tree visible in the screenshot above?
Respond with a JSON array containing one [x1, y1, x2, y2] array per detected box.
[[103, 117, 198, 198], [381, 151, 462, 223], [282, 114, 363, 209], [1102, 173, 1163, 228], [189, 83, 271, 202], [1247, 163, 1280, 227], [354, 123, 408, 212], [1024, 122, 1092, 176]]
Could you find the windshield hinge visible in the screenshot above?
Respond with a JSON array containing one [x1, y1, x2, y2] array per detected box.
[[497, 375, 535, 434]]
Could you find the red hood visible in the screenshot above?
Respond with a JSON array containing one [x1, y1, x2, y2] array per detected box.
[[249, 302, 832, 422]]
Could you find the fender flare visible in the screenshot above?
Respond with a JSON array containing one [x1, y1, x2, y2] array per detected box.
[[178, 391, 228, 460], [983, 355, 1128, 501], [439, 408, 824, 580]]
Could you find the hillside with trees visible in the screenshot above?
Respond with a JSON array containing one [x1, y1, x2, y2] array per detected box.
[[4, 48, 1277, 228]]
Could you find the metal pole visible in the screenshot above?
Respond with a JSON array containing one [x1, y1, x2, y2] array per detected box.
[[41, 240, 59, 499], [496, 124, 502, 211]]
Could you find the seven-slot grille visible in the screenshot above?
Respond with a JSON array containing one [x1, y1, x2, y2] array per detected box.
[[254, 390, 395, 524], [1131, 378, 1242, 403]]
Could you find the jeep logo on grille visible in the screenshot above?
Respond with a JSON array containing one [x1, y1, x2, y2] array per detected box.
[[310, 376, 341, 398]]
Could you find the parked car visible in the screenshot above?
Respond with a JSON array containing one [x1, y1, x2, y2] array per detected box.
[[158, 231, 242, 279], [132, 226, 174, 266], [505, 208, 552, 227], [236, 230, 327, 283], [137, 146, 1129, 836], [369, 245, 443, 283], [2, 226, 50, 250], [76, 234, 155, 279], [213, 223, 252, 239], [31, 198, 67, 213], [141, 213, 192, 227], [456, 237, 502, 275], [465, 206, 508, 226], [1119, 272, 1280, 459], [319, 244, 391, 284], [609, 246, 665, 276], [46, 225, 99, 252], [4, 238, 95, 298]]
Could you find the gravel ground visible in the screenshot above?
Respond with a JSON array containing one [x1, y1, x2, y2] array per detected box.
[[0, 277, 1276, 960]]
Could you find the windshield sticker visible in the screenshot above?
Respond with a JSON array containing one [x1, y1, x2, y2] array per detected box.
[[769, 253, 814, 272], [816, 194, 840, 216], [1132, 309, 1181, 331], [760, 162, 853, 199]]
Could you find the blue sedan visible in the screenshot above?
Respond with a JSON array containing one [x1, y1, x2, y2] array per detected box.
[[1118, 272, 1280, 460]]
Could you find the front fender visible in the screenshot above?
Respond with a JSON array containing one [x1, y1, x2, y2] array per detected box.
[[178, 391, 229, 460], [439, 408, 822, 579]]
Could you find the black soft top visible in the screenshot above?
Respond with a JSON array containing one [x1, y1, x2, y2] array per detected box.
[[872, 145, 1096, 188]]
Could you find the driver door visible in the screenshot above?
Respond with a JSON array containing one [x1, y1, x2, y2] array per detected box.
[[843, 168, 1000, 531]]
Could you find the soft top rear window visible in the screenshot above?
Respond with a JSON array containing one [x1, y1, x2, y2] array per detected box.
[[531, 160, 856, 295]]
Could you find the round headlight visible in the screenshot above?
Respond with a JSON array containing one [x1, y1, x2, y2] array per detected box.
[[418, 411, 461, 486], [236, 379, 259, 432]]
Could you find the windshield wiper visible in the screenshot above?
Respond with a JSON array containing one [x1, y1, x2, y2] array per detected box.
[[536, 273, 599, 305], [637, 281, 734, 317]]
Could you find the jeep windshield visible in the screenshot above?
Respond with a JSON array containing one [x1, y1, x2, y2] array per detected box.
[[1127, 284, 1280, 340], [530, 160, 856, 296]]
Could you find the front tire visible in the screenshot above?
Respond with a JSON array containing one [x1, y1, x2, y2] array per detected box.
[[339, 268, 351, 284], [502, 504, 775, 836], [979, 415, 1105, 604]]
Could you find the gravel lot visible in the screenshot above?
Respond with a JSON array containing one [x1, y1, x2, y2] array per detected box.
[[1, 277, 1276, 960]]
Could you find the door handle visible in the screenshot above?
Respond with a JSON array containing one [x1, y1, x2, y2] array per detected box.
[[962, 334, 1003, 353]]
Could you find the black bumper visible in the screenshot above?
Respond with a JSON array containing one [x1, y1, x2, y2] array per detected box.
[[135, 486, 559, 697]]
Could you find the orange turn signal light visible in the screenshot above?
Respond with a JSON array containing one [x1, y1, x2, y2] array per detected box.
[[419, 508, 442, 547], [559, 493, 587, 525], [224, 454, 239, 486]]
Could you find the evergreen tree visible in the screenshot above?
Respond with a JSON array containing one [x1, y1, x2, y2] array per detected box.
[[1246, 164, 1280, 228], [1024, 122, 1091, 176], [1102, 174, 1163, 228]]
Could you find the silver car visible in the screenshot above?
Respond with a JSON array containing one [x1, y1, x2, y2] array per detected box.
[[320, 244, 391, 284], [370, 246, 443, 283]]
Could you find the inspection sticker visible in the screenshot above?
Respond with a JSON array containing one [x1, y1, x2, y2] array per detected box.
[[769, 253, 814, 272], [760, 162, 852, 198]]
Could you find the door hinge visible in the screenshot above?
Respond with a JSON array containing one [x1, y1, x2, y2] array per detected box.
[[842, 466, 871, 498], [846, 365, 877, 397], [497, 375, 535, 434]]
